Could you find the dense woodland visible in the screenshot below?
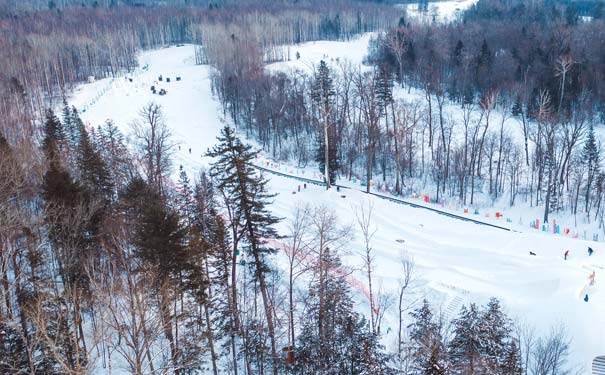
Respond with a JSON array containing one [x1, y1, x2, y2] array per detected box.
[[0, 0, 586, 374], [0, 104, 572, 374], [210, 0, 605, 226]]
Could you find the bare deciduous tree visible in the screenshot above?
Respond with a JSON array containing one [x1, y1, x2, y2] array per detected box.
[[355, 199, 378, 333], [131, 102, 174, 195], [530, 324, 572, 375]]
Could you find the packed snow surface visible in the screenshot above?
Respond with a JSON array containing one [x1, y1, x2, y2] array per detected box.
[[402, 0, 479, 23], [71, 41, 604, 372], [266, 32, 375, 75]]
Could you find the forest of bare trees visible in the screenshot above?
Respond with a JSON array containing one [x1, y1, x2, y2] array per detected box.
[[0, 0, 589, 373], [207, 0, 605, 228]]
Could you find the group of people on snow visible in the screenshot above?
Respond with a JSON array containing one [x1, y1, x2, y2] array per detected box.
[[561, 247, 599, 303], [562, 246, 595, 260]]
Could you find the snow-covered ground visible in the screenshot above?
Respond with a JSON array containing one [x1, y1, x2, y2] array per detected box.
[[401, 0, 479, 24], [266, 32, 375, 75], [265, 33, 605, 245], [70, 44, 223, 179], [70, 40, 604, 371]]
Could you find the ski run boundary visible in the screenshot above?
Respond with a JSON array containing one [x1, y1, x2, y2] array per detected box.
[[253, 164, 514, 233]]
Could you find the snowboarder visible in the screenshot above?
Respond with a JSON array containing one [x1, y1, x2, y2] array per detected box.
[[564, 250, 569, 260], [588, 247, 594, 256]]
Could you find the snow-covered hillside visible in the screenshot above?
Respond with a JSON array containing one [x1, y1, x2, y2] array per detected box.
[[71, 41, 604, 372]]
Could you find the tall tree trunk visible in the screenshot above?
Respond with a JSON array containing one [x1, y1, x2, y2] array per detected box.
[[203, 260, 219, 375], [160, 276, 178, 373], [323, 101, 331, 190]]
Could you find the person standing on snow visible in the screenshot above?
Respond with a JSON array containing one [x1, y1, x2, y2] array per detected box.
[[588, 247, 594, 256], [589, 271, 596, 286], [564, 250, 569, 260]]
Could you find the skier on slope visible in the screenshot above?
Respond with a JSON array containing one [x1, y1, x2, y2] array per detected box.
[[589, 271, 596, 286], [564, 250, 569, 260], [588, 247, 594, 256]]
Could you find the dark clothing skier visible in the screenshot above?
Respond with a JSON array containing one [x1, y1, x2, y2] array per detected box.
[[588, 247, 594, 256], [564, 250, 569, 260]]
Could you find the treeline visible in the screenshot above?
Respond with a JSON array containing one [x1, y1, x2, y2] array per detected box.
[[0, 0, 398, 16], [0, 101, 570, 374], [0, 0, 396, 147], [212, 0, 605, 227], [402, 298, 572, 375], [371, 0, 605, 223]]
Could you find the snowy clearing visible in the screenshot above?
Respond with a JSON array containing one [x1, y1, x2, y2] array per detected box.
[[266, 32, 376, 75], [401, 0, 479, 24]]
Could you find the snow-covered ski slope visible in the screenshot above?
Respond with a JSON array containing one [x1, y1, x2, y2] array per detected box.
[[71, 42, 604, 371], [70, 45, 223, 178]]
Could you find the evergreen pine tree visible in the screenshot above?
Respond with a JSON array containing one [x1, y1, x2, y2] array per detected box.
[[76, 116, 114, 201], [500, 340, 523, 375], [96, 119, 132, 191], [582, 122, 600, 212], [453, 40, 464, 66], [176, 165, 196, 225], [479, 298, 511, 370], [512, 97, 523, 117], [42, 108, 65, 160], [376, 64, 394, 110], [448, 303, 484, 374], [61, 103, 79, 150], [124, 176, 192, 372], [408, 300, 448, 374], [546, 152, 559, 214], [127, 178, 190, 280], [312, 60, 338, 188], [207, 126, 281, 374], [423, 344, 448, 375], [477, 39, 492, 69], [297, 247, 391, 374]]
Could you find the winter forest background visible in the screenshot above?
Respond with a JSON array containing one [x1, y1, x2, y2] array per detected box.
[[1, 0, 604, 374]]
